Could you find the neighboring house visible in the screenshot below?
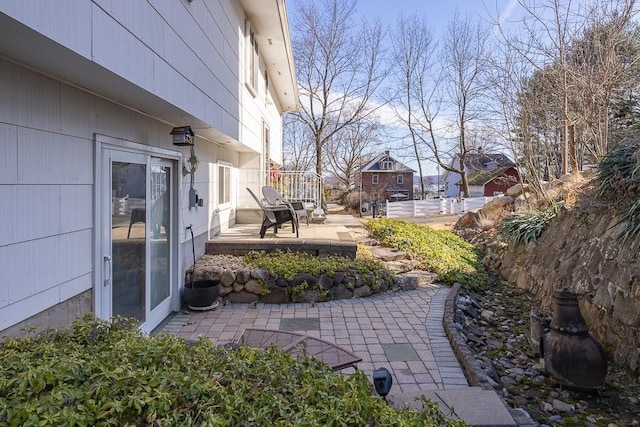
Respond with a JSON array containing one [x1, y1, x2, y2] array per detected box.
[[465, 166, 520, 197], [0, 1, 297, 336], [358, 151, 415, 202], [442, 153, 517, 197]]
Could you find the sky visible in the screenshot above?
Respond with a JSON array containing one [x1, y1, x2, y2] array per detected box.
[[353, 0, 519, 33], [286, 0, 524, 175]]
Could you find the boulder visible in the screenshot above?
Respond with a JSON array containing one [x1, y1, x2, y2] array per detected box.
[[226, 290, 259, 304], [245, 279, 264, 295], [235, 268, 252, 284], [220, 269, 236, 287], [219, 285, 233, 296], [251, 268, 271, 282], [290, 273, 317, 288], [332, 283, 353, 300], [353, 285, 372, 298], [318, 274, 334, 290], [260, 285, 289, 304]]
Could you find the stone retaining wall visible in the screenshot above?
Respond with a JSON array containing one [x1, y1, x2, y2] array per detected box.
[[192, 265, 394, 304], [467, 208, 640, 371]]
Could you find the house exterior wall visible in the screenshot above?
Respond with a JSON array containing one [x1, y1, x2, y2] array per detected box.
[[0, 57, 242, 334], [360, 172, 414, 201], [0, 1, 294, 335], [484, 168, 520, 196]]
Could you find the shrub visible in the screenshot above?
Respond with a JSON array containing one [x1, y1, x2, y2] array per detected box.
[[0, 315, 465, 426], [342, 191, 363, 212], [499, 202, 563, 245], [243, 249, 392, 283], [596, 142, 640, 247], [367, 219, 489, 289]]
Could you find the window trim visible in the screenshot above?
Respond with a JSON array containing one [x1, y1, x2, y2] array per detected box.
[[397, 175, 403, 185], [245, 20, 259, 97], [218, 162, 232, 206], [372, 174, 379, 185]]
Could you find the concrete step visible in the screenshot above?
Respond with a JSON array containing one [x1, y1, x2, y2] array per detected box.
[[387, 387, 517, 427]]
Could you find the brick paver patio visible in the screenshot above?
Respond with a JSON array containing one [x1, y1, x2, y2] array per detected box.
[[161, 284, 468, 393]]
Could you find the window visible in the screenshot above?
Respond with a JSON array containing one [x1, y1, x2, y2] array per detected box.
[[263, 122, 270, 182], [372, 174, 379, 185], [245, 21, 259, 95], [397, 175, 403, 185], [218, 163, 231, 205], [382, 161, 392, 170]]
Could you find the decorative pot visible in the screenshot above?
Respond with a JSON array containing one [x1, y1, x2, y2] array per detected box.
[[184, 280, 220, 311], [541, 288, 607, 390]]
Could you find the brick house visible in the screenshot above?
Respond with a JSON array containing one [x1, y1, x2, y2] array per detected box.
[[358, 151, 415, 203]]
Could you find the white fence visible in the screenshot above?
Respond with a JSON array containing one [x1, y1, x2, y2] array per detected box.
[[385, 196, 500, 218]]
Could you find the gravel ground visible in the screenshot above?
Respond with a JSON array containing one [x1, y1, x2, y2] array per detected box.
[[456, 280, 640, 426]]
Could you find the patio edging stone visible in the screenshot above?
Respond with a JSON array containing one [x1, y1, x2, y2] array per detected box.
[[192, 266, 395, 304]]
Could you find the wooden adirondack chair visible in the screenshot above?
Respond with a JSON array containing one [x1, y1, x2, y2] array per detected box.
[[262, 186, 310, 226], [247, 188, 298, 238]]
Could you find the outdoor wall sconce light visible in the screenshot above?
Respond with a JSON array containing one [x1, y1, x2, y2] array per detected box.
[[373, 367, 393, 400], [183, 145, 199, 176], [170, 125, 194, 146], [171, 125, 202, 208]]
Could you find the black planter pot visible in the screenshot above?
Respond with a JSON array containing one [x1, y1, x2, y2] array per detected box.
[[184, 280, 220, 310]]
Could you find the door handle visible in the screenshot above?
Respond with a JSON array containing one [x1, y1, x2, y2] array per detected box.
[[104, 255, 112, 287]]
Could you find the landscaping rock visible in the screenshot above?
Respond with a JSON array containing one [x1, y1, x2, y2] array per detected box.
[[398, 270, 438, 288], [318, 274, 334, 290], [244, 279, 264, 295], [261, 286, 289, 304], [353, 285, 372, 298], [333, 283, 353, 300], [292, 290, 324, 304], [290, 273, 317, 288], [220, 269, 236, 287], [250, 268, 270, 282], [226, 290, 259, 304], [235, 268, 252, 284], [368, 246, 407, 261], [219, 285, 233, 296], [194, 265, 223, 281], [232, 282, 244, 293], [384, 259, 419, 273]]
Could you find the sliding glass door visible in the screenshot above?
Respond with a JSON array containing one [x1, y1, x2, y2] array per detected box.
[[100, 145, 177, 333]]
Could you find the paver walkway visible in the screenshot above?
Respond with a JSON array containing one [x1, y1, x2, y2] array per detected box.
[[161, 284, 468, 393]]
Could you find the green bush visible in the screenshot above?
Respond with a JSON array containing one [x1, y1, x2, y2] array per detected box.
[[0, 315, 465, 426], [596, 142, 640, 247], [499, 202, 563, 245], [243, 249, 393, 284], [367, 219, 489, 289]]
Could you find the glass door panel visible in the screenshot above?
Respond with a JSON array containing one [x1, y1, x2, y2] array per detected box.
[[111, 161, 146, 323], [150, 165, 170, 310]]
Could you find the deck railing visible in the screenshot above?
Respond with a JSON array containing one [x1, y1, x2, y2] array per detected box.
[[238, 169, 323, 209]]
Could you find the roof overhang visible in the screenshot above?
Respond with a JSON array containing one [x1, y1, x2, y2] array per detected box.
[[240, 0, 298, 113]]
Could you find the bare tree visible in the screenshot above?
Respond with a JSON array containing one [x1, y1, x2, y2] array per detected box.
[[389, 13, 437, 200], [282, 114, 315, 171], [567, 0, 639, 163], [388, 11, 492, 198], [323, 118, 378, 189], [288, 0, 388, 208], [496, 0, 587, 175], [494, 0, 640, 177], [441, 12, 493, 197]]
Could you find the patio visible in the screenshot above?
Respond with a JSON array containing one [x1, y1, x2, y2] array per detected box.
[[160, 208, 518, 425], [206, 209, 364, 257]]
